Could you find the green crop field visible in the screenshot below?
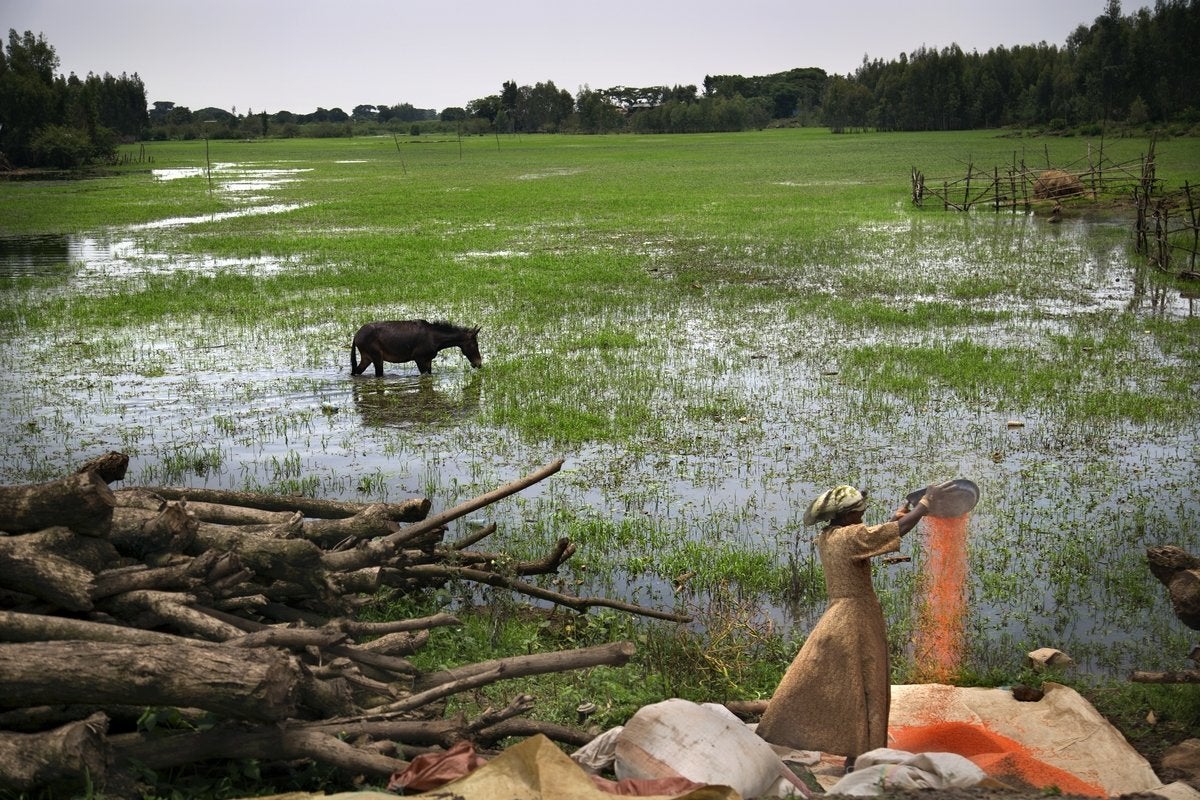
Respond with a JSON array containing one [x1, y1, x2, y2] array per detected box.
[[2, 129, 1199, 695]]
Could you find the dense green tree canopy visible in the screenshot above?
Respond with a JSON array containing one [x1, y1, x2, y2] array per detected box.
[[0, 28, 146, 167]]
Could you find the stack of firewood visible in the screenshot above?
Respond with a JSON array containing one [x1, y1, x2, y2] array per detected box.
[[0, 453, 686, 796]]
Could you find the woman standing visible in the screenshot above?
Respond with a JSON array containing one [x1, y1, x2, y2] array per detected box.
[[755, 482, 950, 767]]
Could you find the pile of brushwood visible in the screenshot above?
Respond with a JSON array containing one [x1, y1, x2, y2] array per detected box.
[[0, 452, 689, 796]]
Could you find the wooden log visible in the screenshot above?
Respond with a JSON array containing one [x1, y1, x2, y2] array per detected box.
[[0, 609, 198, 647], [75, 450, 129, 483], [447, 521, 498, 550], [333, 612, 461, 637], [329, 566, 384, 595], [1130, 669, 1200, 684], [226, 627, 350, 651], [0, 470, 115, 536], [111, 486, 169, 511], [169, 499, 300, 527], [724, 699, 768, 718], [190, 608, 420, 680], [475, 717, 593, 748], [357, 630, 429, 657], [0, 527, 99, 612], [111, 722, 408, 779], [0, 641, 313, 721], [140, 485, 430, 522], [91, 551, 227, 599], [414, 640, 637, 693], [320, 459, 564, 574], [397, 563, 691, 622], [0, 712, 109, 792], [108, 501, 198, 561], [301, 504, 399, 547], [1167, 569, 1200, 630], [1148, 544, 1200, 581], [99, 590, 248, 641]]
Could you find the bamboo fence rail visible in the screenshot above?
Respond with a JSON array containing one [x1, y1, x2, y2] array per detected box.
[[911, 139, 1157, 213], [912, 137, 1199, 280]]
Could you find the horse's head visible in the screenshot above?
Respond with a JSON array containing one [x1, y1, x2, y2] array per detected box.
[[460, 326, 483, 368]]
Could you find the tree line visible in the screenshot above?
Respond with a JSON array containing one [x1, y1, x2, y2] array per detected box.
[[823, 0, 1199, 133], [1, 0, 1196, 169], [0, 30, 147, 168]]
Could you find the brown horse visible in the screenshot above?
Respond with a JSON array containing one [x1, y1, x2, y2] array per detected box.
[[351, 320, 482, 376]]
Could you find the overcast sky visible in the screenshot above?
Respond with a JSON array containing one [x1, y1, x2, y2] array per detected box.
[[6, 0, 1124, 114]]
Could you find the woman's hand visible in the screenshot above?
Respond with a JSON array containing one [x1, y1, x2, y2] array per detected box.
[[920, 480, 956, 511]]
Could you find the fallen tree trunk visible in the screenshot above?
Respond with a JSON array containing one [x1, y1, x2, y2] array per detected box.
[[0, 471, 115, 536], [0, 712, 109, 792], [399, 563, 692, 622], [91, 551, 235, 599], [1130, 670, 1200, 684], [112, 722, 408, 781], [0, 609, 201, 646], [415, 640, 637, 692], [0, 527, 99, 612], [107, 501, 197, 560], [75, 450, 129, 483], [0, 640, 336, 721], [140, 485, 430, 522]]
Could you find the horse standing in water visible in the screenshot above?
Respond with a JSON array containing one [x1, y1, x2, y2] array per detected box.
[[351, 320, 482, 376]]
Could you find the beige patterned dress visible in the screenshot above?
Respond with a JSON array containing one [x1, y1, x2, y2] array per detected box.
[[756, 520, 901, 758]]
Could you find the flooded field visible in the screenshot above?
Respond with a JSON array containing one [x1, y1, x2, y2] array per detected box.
[[2, 135, 1197, 682]]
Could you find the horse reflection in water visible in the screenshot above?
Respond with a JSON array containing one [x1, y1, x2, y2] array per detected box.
[[351, 372, 482, 428]]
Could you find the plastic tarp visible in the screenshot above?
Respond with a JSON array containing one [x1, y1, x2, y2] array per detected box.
[[574, 698, 812, 798], [888, 682, 1200, 800], [401, 733, 738, 800]]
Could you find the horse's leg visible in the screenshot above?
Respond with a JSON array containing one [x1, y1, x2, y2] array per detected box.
[[416, 358, 433, 374], [373, 355, 385, 377]]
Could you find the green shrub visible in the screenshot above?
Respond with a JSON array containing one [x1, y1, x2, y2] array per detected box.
[[28, 124, 91, 168]]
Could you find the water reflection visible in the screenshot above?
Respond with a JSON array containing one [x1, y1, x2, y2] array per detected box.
[[351, 373, 482, 428], [0, 230, 299, 282], [1128, 262, 1198, 317], [0, 233, 79, 276], [0, 161, 311, 280]]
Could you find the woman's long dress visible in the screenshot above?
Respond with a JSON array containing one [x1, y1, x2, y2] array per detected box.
[[755, 520, 901, 758]]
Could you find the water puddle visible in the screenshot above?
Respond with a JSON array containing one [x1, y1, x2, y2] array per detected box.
[[0, 163, 310, 281], [129, 203, 307, 230], [0, 229, 303, 282]]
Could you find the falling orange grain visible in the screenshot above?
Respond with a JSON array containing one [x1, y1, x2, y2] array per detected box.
[[913, 513, 970, 682]]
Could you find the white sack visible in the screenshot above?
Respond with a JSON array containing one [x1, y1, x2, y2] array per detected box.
[[614, 698, 794, 798], [826, 747, 986, 796]]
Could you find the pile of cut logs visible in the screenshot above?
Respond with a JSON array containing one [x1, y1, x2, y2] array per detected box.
[[0, 452, 688, 796]]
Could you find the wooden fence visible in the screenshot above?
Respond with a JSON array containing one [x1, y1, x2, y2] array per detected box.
[[912, 138, 1200, 280], [911, 139, 1159, 213], [1135, 181, 1200, 279]]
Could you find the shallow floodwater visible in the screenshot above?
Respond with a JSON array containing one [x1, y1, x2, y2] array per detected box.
[[2, 160, 1197, 682]]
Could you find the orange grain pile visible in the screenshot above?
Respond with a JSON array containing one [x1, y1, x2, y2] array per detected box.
[[890, 721, 1107, 797]]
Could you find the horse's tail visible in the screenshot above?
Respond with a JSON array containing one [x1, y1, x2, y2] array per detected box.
[[350, 342, 361, 375]]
